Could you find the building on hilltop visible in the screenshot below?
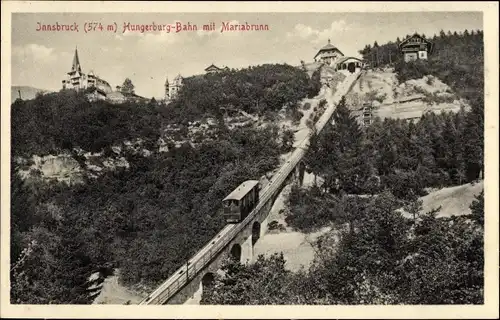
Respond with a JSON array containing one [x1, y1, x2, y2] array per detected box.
[[62, 47, 112, 97], [398, 33, 434, 62], [61, 47, 149, 104], [204, 63, 229, 74], [334, 56, 365, 74], [165, 74, 183, 102], [313, 39, 344, 66], [313, 39, 366, 75]]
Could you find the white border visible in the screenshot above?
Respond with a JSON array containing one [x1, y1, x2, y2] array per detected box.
[[1, 2, 498, 319]]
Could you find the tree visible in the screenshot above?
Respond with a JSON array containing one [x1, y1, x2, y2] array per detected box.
[[308, 191, 409, 304], [469, 190, 484, 226], [463, 96, 484, 181], [396, 208, 484, 304], [201, 253, 306, 304], [281, 128, 295, 152], [148, 97, 157, 107], [307, 96, 367, 194], [121, 78, 135, 94], [308, 66, 322, 98]]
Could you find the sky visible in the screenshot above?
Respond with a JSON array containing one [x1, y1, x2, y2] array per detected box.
[[11, 12, 483, 98]]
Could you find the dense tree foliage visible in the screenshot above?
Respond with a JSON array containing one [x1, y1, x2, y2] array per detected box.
[[306, 96, 370, 195], [11, 90, 162, 157], [307, 65, 323, 98], [121, 78, 136, 94], [10, 64, 313, 303], [201, 253, 307, 305], [164, 64, 312, 123], [305, 97, 483, 204], [203, 29, 485, 306], [359, 29, 484, 103], [204, 191, 484, 304], [11, 124, 282, 303]]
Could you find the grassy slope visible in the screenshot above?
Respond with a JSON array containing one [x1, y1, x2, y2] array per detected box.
[[421, 180, 484, 218]]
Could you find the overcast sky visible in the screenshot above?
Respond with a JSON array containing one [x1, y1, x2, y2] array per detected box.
[[11, 12, 482, 98]]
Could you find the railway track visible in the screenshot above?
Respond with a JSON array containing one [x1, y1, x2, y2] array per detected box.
[[140, 71, 361, 305]]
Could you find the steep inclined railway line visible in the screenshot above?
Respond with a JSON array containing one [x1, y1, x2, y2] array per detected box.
[[140, 71, 361, 305]]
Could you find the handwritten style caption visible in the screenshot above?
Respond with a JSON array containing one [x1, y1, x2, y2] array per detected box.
[[36, 21, 270, 34]]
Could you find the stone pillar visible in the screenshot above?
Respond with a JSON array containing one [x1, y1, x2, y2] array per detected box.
[[241, 236, 253, 265], [261, 215, 269, 238]]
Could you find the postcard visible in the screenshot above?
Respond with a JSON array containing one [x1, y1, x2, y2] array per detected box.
[[1, 1, 498, 319]]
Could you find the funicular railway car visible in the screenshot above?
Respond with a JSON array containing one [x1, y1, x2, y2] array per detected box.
[[222, 180, 260, 223]]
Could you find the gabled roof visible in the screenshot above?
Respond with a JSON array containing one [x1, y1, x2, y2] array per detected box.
[[205, 64, 222, 71], [399, 33, 432, 47], [223, 180, 260, 201], [314, 39, 344, 59], [335, 56, 363, 65]]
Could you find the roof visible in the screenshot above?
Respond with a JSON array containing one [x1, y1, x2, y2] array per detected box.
[[205, 64, 222, 71], [399, 33, 433, 48], [223, 180, 260, 201], [335, 56, 363, 65], [314, 39, 344, 59], [71, 47, 82, 73]]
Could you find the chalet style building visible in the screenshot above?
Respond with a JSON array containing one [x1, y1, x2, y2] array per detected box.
[[313, 39, 344, 65], [399, 33, 434, 62], [165, 74, 183, 102], [314, 39, 365, 74], [204, 64, 229, 74]]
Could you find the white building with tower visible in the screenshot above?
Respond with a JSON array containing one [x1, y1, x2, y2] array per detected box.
[[62, 47, 112, 100], [165, 74, 183, 102]]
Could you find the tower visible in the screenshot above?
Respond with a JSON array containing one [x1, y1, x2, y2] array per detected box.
[[165, 74, 183, 102], [64, 47, 85, 90], [71, 46, 82, 73], [164, 76, 170, 101]]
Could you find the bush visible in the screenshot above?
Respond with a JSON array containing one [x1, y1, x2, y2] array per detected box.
[[318, 99, 327, 109], [291, 108, 304, 125]]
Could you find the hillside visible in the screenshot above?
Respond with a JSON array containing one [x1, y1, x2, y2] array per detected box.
[[345, 67, 468, 121], [359, 29, 483, 103], [11, 85, 51, 101], [10, 63, 328, 305], [421, 180, 484, 218]]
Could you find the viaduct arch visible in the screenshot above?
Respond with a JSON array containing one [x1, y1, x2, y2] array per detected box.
[[230, 243, 242, 261], [251, 221, 261, 245]]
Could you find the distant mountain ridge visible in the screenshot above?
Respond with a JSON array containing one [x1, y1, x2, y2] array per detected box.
[[11, 86, 53, 101]]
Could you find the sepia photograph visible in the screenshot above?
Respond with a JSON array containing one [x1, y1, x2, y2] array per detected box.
[[1, 1, 498, 319]]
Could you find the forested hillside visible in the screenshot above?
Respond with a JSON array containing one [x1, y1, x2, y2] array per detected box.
[[203, 29, 485, 305], [203, 96, 485, 305], [358, 29, 484, 102], [164, 63, 319, 123], [203, 190, 484, 304], [10, 64, 315, 304]]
